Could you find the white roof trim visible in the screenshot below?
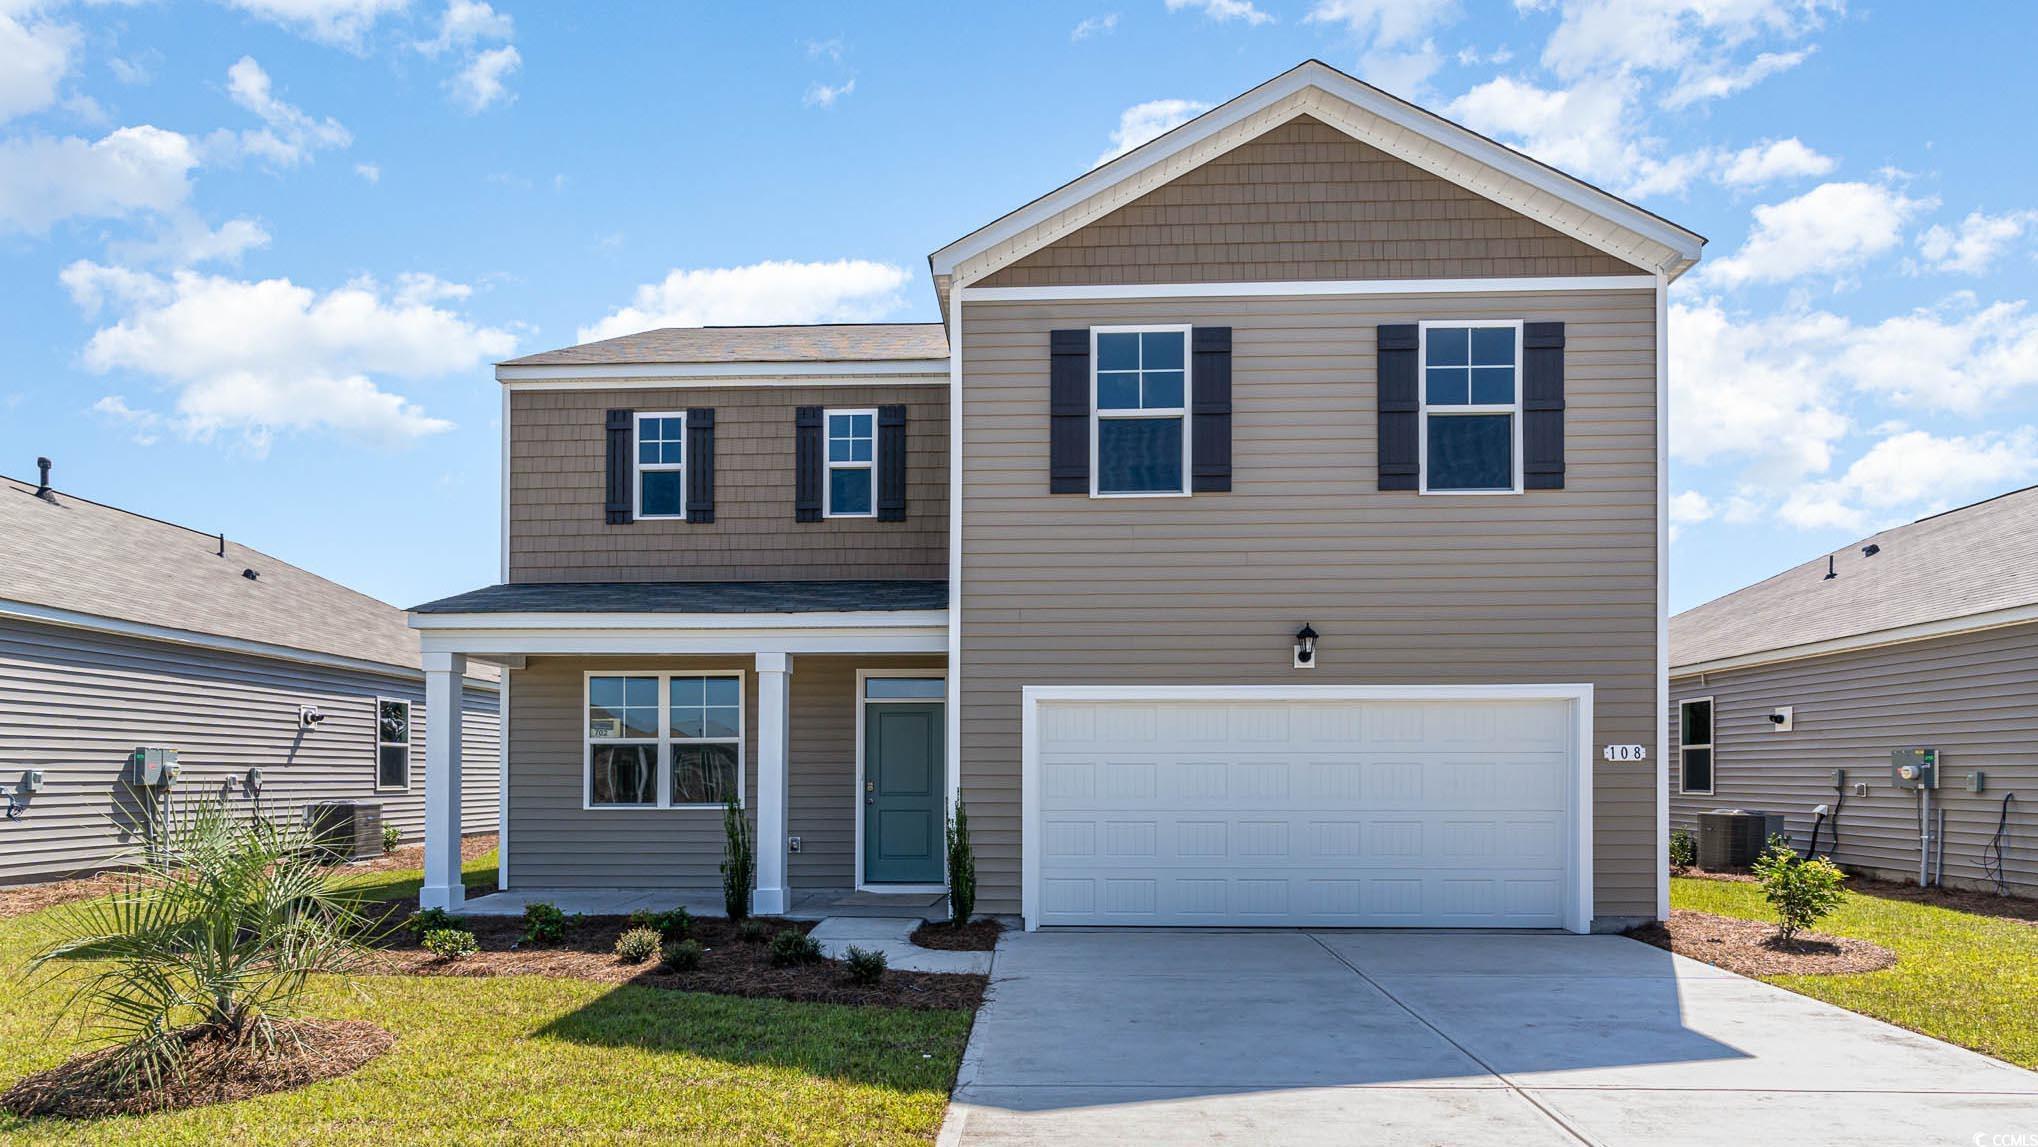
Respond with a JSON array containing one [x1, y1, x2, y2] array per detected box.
[[1670, 602, 2038, 678], [959, 274, 1656, 302], [496, 359, 949, 382], [930, 61, 1703, 289]]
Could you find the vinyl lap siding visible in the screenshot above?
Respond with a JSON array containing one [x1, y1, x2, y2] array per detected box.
[[959, 290, 1661, 921], [1670, 623, 2038, 895]]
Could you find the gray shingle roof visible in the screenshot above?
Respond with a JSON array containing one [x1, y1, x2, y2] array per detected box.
[[411, 580, 947, 615], [0, 475, 492, 680], [1671, 484, 2038, 669], [501, 323, 949, 367]]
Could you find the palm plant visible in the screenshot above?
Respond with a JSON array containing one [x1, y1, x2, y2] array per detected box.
[[25, 799, 377, 1092]]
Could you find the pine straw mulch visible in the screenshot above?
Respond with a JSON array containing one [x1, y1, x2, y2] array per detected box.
[[366, 911, 985, 1011], [0, 1019, 394, 1120], [909, 918, 1004, 951], [1678, 867, 2038, 925], [1628, 909, 1897, 977]]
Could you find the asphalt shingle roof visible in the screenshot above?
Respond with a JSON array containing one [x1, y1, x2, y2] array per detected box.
[[1671, 484, 2038, 669], [410, 580, 948, 615], [501, 323, 950, 367]]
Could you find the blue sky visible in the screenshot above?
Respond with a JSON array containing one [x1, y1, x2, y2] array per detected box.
[[3, 1, 2035, 614]]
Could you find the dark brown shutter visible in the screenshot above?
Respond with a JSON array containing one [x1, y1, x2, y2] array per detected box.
[[685, 408, 715, 523], [794, 406, 823, 522], [1376, 325, 1419, 492], [604, 409, 633, 523], [1190, 326, 1232, 493], [1049, 329, 1090, 494], [1522, 322, 1566, 490], [877, 404, 907, 521]]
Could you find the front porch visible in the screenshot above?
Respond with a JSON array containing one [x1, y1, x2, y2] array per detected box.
[[451, 886, 949, 921]]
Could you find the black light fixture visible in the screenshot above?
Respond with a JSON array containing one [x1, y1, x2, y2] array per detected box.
[[1293, 623, 1319, 670]]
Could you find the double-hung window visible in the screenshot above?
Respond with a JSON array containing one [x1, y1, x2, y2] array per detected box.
[[635, 412, 686, 519], [1420, 322, 1522, 494], [1678, 697, 1714, 795], [1093, 326, 1190, 496], [824, 408, 876, 518], [376, 698, 411, 791], [586, 673, 743, 808]]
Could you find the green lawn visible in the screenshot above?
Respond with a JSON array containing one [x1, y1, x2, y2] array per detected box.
[[1672, 875, 2038, 1069], [0, 850, 973, 1145]]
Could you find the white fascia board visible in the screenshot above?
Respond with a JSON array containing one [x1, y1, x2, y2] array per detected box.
[[1021, 683, 1594, 703], [419, 629, 946, 656], [1670, 605, 2038, 679], [496, 360, 949, 383], [959, 275, 1655, 303], [409, 608, 947, 632]]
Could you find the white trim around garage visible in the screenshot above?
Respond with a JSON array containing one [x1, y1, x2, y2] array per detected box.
[[1671, 604, 2038, 680], [1655, 271, 1671, 922]]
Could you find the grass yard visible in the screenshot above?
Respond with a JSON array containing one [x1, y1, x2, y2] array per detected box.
[[1672, 875, 2038, 1070], [0, 850, 974, 1145]]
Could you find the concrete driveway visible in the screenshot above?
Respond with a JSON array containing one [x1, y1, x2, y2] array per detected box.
[[940, 931, 2038, 1146]]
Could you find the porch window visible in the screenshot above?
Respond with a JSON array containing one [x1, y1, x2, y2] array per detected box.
[[586, 672, 743, 809]]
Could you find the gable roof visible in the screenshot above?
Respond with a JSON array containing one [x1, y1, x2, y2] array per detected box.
[[0, 474, 493, 682], [930, 60, 1705, 294], [500, 323, 948, 368], [1671, 484, 2038, 673]]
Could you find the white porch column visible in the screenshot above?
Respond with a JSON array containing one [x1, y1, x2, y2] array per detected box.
[[420, 651, 466, 910], [752, 652, 792, 915]]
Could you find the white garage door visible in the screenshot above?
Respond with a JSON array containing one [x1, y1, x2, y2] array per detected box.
[[1030, 693, 1581, 929]]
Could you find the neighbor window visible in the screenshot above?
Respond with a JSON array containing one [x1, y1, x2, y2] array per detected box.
[[586, 673, 742, 808], [1420, 323, 1521, 494], [635, 412, 686, 519], [1679, 697, 1714, 795], [1093, 326, 1190, 496], [824, 408, 876, 518], [376, 698, 411, 791]]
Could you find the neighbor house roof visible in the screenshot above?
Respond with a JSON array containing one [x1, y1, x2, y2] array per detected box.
[[1671, 484, 2038, 673], [411, 579, 947, 615], [499, 323, 949, 368], [0, 473, 494, 682]]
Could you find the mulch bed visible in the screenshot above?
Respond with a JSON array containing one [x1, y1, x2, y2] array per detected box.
[[910, 918, 1004, 951], [1628, 909, 1897, 977], [0, 1019, 394, 1119], [367, 911, 985, 1011]]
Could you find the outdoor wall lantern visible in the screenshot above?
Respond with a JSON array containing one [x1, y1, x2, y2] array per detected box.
[[1292, 623, 1319, 670]]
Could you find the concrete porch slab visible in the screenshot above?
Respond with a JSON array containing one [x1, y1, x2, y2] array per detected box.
[[809, 916, 994, 975]]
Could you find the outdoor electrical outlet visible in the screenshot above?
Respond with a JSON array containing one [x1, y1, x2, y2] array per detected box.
[[787, 836, 801, 853], [1967, 771, 1986, 793], [1854, 782, 1870, 798]]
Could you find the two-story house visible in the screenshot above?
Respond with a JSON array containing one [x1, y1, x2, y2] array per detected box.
[[410, 60, 1703, 933]]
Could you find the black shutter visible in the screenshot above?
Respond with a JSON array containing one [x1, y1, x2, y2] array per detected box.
[[604, 409, 633, 523], [1522, 322, 1566, 490], [794, 406, 823, 522], [685, 408, 715, 523], [1049, 329, 1090, 494], [1376, 325, 1419, 492], [877, 404, 907, 521], [1190, 326, 1232, 493]]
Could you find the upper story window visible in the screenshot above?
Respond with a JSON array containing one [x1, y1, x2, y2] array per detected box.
[[1678, 697, 1714, 795], [376, 698, 411, 791], [1420, 323, 1521, 494], [825, 409, 877, 518], [1093, 326, 1190, 496], [635, 412, 686, 519], [586, 672, 743, 809]]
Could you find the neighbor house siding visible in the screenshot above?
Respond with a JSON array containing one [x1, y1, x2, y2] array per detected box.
[[0, 617, 499, 884], [977, 116, 1644, 289], [958, 288, 1661, 922], [507, 383, 948, 583], [1670, 623, 2038, 895]]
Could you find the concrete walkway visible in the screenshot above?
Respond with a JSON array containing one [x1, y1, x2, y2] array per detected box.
[[808, 917, 994, 975], [941, 931, 2038, 1146]]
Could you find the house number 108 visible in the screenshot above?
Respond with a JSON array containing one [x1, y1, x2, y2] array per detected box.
[[1602, 744, 1648, 762]]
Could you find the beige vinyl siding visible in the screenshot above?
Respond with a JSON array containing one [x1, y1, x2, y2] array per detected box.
[[978, 116, 1644, 289], [507, 383, 948, 583], [0, 617, 498, 884], [959, 289, 1661, 922], [1670, 623, 2038, 895]]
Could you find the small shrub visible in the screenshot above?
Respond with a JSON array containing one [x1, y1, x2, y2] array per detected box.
[[721, 796, 754, 921], [614, 927, 661, 964], [422, 928, 479, 961], [661, 938, 704, 972], [1668, 828, 1696, 869], [627, 909, 656, 929], [946, 798, 976, 927], [843, 945, 887, 985], [653, 907, 693, 945], [406, 906, 458, 936], [381, 824, 402, 853], [1753, 840, 1846, 943], [768, 928, 822, 967], [522, 901, 567, 945], [737, 919, 767, 944]]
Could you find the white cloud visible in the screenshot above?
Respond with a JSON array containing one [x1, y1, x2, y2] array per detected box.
[[92, 394, 162, 445], [1825, 297, 2038, 413], [803, 78, 854, 109], [1667, 488, 1713, 542], [112, 214, 272, 266], [417, 0, 511, 54], [1071, 12, 1118, 39], [220, 0, 408, 49], [1915, 210, 2038, 275], [1704, 181, 1932, 288], [61, 261, 516, 450], [449, 44, 519, 113], [577, 259, 910, 344], [1532, 0, 1837, 82], [803, 36, 845, 62], [355, 161, 380, 182], [1447, 73, 1686, 193], [1661, 47, 1811, 110], [390, 270, 471, 306], [1781, 429, 2038, 531], [0, 125, 199, 233], [1717, 137, 1834, 187], [1306, 0, 1455, 44], [1165, 0, 1272, 25], [1668, 298, 1850, 483], [223, 56, 351, 166], [0, 9, 76, 124], [1096, 97, 1209, 165]]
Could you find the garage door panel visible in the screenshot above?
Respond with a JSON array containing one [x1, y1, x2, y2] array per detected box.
[[1045, 811, 1565, 869], [1037, 869, 1568, 927]]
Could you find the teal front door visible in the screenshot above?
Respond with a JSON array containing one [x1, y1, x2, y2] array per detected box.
[[863, 702, 944, 884]]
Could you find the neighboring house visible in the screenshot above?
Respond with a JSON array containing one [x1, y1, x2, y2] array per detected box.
[[0, 463, 500, 884], [410, 60, 1703, 933], [1670, 486, 2038, 897]]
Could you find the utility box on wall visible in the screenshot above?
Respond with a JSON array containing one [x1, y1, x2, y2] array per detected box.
[[1891, 747, 1939, 791], [127, 747, 180, 787]]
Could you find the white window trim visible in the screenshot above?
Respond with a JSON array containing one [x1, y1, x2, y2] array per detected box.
[[634, 411, 687, 521], [374, 696, 412, 793], [1417, 319, 1524, 496], [823, 407, 879, 519], [582, 670, 745, 811], [1089, 324, 1193, 499], [1678, 695, 1715, 797], [852, 668, 949, 894]]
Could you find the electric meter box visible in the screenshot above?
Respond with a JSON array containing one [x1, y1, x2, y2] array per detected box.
[[1891, 747, 1939, 791], [129, 747, 180, 786]]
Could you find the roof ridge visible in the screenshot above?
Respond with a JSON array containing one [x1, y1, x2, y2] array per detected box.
[[1913, 481, 2038, 524]]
